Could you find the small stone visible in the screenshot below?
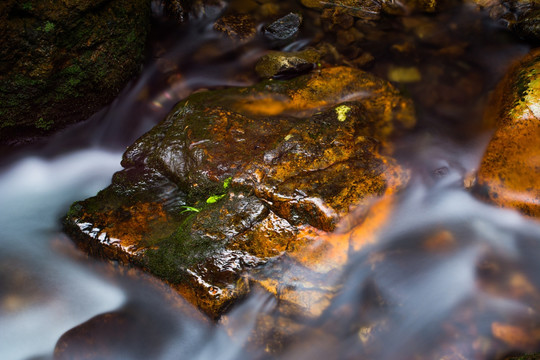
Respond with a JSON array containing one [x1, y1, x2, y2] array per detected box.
[[254, 49, 320, 79], [263, 13, 303, 43]]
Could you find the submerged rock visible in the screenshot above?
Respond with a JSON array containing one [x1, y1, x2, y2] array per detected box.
[[213, 14, 257, 42], [0, 0, 150, 145], [476, 48, 540, 218], [64, 66, 415, 318]]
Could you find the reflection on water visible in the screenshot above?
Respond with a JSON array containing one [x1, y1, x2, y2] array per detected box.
[[2, 1, 540, 359]]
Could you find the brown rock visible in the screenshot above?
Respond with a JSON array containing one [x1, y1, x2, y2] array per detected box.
[[64, 66, 415, 318], [476, 48, 540, 218]]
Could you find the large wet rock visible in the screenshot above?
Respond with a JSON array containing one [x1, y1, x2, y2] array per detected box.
[[64, 66, 415, 318], [476, 48, 540, 218], [0, 0, 150, 145]]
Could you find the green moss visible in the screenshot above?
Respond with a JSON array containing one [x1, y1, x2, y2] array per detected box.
[[63, 64, 83, 75], [144, 214, 220, 283], [21, 2, 33, 11], [54, 64, 86, 100], [44, 21, 55, 32], [35, 117, 54, 130], [66, 202, 83, 218]]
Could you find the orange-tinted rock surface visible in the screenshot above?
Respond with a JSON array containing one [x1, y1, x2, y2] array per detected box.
[[476, 48, 540, 218], [64, 66, 415, 318]]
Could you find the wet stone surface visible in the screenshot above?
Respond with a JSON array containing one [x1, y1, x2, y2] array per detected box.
[[476, 48, 540, 218], [64, 66, 414, 318]]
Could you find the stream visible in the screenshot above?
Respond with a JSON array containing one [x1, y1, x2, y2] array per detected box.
[[1, 1, 540, 359]]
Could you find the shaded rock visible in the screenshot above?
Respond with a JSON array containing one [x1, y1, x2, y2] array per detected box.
[[263, 13, 303, 44], [54, 300, 209, 360], [0, 0, 150, 145], [476, 48, 540, 218], [64, 66, 415, 318], [255, 49, 320, 79], [54, 310, 165, 360]]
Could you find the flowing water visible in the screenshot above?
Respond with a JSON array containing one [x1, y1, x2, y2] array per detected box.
[[1, 1, 540, 359]]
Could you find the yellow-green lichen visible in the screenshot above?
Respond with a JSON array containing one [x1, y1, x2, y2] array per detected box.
[[335, 105, 351, 122]]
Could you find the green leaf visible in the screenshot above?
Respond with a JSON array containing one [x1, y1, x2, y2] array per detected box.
[[180, 206, 200, 214], [206, 194, 226, 204], [223, 177, 232, 189]]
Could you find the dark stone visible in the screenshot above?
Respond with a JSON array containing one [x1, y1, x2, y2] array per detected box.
[[263, 13, 303, 44]]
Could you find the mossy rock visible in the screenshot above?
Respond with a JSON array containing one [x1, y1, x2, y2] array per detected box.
[[0, 0, 150, 145], [476, 48, 540, 218], [64, 66, 415, 318]]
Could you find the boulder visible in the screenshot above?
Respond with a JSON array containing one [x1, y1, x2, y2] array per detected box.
[[64, 66, 415, 318], [0, 0, 150, 145], [476, 48, 540, 218]]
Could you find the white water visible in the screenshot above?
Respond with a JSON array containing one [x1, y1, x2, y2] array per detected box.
[[0, 151, 125, 360]]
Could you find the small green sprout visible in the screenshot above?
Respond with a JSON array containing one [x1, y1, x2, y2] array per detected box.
[[206, 194, 226, 204], [180, 206, 200, 214], [223, 177, 232, 189]]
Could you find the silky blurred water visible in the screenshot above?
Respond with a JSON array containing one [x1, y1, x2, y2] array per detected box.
[[0, 151, 125, 360]]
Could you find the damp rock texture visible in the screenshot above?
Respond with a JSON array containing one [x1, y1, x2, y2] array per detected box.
[[64, 66, 415, 318], [0, 0, 150, 145], [476, 48, 540, 218]]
